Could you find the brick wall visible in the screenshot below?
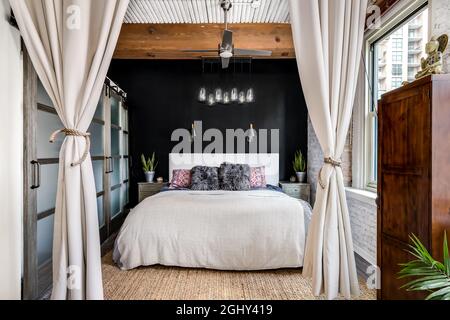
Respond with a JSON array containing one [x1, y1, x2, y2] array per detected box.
[[347, 194, 377, 265], [307, 118, 353, 204]]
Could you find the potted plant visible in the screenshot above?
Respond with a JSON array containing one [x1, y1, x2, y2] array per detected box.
[[141, 153, 158, 183], [293, 150, 306, 183], [398, 232, 450, 300]]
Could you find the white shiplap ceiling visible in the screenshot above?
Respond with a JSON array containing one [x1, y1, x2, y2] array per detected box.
[[125, 0, 290, 24]]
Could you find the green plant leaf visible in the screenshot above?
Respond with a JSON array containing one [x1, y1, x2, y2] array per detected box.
[[399, 232, 450, 300], [424, 285, 450, 300], [407, 279, 450, 291], [444, 231, 450, 276]]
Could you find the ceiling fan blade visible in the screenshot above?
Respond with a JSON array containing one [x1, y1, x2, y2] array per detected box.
[[221, 57, 230, 69], [181, 49, 218, 53], [234, 48, 272, 56], [221, 30, 233, 50]]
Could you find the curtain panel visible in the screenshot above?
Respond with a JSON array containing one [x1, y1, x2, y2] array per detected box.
[[10, 0, 129, 300], [289, 0, 368, 299]]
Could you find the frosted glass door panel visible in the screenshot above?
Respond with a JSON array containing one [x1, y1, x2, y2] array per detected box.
[[121, 106, 128, 131], [97, 196, 105, 227], [89, 122, 104, 157], [94, 95, 104, 120], [111, 128, 120, 156], [121, 183, 129, 208], [37, 164, 59, 213], [37, 80, 54, 107], [111, 188, 121, 219], [111, 95, 120, 126], [111, 158, 121, 186], [37, 214, 54, 266], [123, 134, 129, 156], [122, 158, 129, 181], [93, 160, 104, 193], [37, 111, 64, 159]]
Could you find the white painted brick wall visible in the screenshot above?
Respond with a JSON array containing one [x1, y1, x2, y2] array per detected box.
[[347, 194, 377, 265], [307, 117, 323, 205], [431, 0, 450, 73]]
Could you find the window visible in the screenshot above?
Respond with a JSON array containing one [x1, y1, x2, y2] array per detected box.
[[391, 77, 403, 88], [364, 5, 429, 191], [392, 64, 402, 76], [392, 52, 402, 62], [392, 38, 403, 49]]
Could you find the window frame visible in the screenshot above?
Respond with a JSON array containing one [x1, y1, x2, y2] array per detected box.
[[360, 1, 428, 193]]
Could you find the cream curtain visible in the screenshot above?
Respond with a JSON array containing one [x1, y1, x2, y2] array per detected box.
[[289, 0, 368, 299], [10, 0, 129, 300]]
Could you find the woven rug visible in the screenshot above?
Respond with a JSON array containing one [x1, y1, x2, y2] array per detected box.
[[102, 252, 376, 300]]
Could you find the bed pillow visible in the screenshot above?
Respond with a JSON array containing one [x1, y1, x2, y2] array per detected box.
[[219, 163, 251, 191], [170, 169, 192, 189], [190, 166, 220, 191], [250, 166, 267, 188]]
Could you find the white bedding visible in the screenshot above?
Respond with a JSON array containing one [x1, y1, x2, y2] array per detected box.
[[113, 189, 308, 271]]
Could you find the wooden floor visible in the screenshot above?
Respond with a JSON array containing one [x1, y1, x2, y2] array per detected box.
[[102, 253, 376, 300]]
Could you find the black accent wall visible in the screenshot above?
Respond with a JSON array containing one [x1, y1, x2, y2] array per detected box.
[[108, 59, 308, 205]]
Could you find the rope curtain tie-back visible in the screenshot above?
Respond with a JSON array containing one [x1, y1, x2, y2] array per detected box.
[[49, 129, 91, 167], [318, 157, 342, 189]]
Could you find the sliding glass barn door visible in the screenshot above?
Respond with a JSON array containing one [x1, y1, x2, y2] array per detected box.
[[104, 90, 130, 234], [23, 52, 129, 299]]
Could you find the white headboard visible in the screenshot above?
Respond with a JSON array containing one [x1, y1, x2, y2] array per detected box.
[[169, 153, 279, 186]]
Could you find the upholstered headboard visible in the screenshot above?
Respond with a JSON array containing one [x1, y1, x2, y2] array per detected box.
[[169, 153, 280, 186]]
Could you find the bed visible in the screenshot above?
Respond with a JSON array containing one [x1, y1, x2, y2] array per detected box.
[[113, 154, 311, 271]]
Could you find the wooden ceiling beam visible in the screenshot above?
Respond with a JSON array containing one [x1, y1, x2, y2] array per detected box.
[[113, 23, 295, 60]]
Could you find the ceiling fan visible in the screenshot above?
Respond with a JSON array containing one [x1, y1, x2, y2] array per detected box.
[[182, 0, 272, 69]]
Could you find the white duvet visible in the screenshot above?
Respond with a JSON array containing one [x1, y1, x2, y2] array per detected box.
[[113, 189, 308, 271]]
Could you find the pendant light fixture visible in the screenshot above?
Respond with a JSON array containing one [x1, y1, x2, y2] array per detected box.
[[247, 123, 256, 143], [197, 58, 255, 106]]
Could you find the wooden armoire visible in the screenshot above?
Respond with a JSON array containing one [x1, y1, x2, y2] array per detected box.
[[377, 74, 450, 300]]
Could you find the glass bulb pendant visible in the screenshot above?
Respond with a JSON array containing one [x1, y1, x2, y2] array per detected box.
[[198, 87, 207, 102], [246, 88, 255, 103], [223, 92, 231, 104], [238, 91, 246, 104], [215, 88, 223, 103], [207, 93, 216, 106], [231, 88, 239, 102]]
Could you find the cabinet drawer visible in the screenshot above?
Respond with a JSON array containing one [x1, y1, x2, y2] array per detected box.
[[280, 183, 311, 202], [139, 184, 164, 192]]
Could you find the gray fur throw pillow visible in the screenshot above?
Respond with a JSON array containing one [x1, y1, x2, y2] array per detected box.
[[190, 166, 220, 191], [219, 163, 251, 191]]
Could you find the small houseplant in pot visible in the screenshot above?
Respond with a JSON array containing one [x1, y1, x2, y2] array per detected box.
[[398, 232, 450, 300], [293, 150, 307, 183], [141, 153, 158, 183]]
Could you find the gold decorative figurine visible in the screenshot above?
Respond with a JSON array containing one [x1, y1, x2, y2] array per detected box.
[[415, 34, 448, 80]]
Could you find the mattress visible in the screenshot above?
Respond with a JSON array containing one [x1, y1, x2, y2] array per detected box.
[[113, 189, 310, 271]]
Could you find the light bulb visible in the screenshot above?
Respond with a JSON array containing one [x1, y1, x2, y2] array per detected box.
[[223, 92, 231, 104], [198, 87, 206, 102], [207, 93, 216, 106], [238, 91, 246, 104], [231, 88, 238, 102], [248, 124, 256, 143], [246, 88, 255, 103], [215, 88, 223, 103]]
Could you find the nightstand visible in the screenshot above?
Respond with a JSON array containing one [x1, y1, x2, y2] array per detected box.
[[138, 182, 165, 203], [279, 182, 311, 203]]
